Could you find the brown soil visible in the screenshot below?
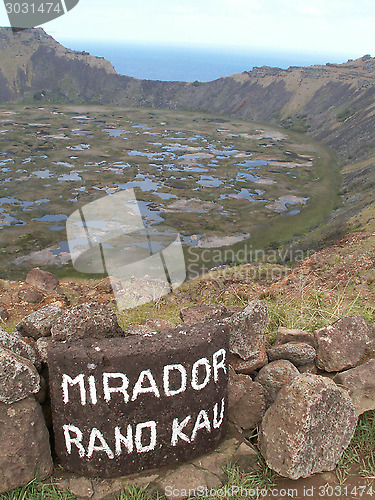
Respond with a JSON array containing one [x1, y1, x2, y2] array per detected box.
[[274, 461, 374, 500]]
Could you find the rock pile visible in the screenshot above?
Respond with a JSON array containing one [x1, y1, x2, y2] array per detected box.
[[0, 296, 122, 494], [0, 325, 53, 493], [178, 302, 374, 480], [0, 269, 374, 496]]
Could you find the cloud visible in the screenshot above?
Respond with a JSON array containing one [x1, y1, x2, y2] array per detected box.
[[1, 0, 373, 57], [295, 4, 323, 17]]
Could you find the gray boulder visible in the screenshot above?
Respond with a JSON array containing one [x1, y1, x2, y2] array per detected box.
[[274, 327, 317, 348], [228, 368, 267, 430], [334, 359, 375, 415], [0, 397, 53, 493], [255, 360, 300, 402], [267, 343, 316, 367], [51, 301, 122, 341], [315, 316, 370, 372], [25, 267, 59, 293], [225, 301, 267, 360], [225, 301, 268, 375], [229, 350, 268, 375], [0, 327, 40, 369], [0, 347, 40, 404], [259, 374, 357, 479], [16, 303, 62, 339], [18, 287, 44, 304]]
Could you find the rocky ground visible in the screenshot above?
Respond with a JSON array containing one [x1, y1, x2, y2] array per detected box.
[[0, 230, 374, 499], [1, 231, 374, 330]]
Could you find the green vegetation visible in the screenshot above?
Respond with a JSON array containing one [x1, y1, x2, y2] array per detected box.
[[189, 456, 277, 500], [116, 258, 375, 334], [336, 412, 375, 485], [264, 285, 375, 335], [0, 479, 75, 500], [116, 486, 164, 500], [280, 114, 311, 133]]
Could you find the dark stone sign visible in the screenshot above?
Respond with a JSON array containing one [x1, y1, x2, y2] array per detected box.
[[48, 322, 229, 478]]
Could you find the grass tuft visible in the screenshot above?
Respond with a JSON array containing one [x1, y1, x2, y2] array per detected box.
[[116, 485, 164, 500], [336, 411, 375, 484], [188, 455, 277, 500], [265, 281, 375, 334], [0, 478, 75, 500]]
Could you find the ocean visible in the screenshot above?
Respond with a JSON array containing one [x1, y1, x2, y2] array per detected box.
[[59, 40, 350, 82]]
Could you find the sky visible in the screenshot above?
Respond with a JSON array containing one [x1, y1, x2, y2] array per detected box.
[[0, 0, 374, 57]]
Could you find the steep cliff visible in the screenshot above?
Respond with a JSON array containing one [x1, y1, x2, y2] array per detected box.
[[1, 27, 374, 240]]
